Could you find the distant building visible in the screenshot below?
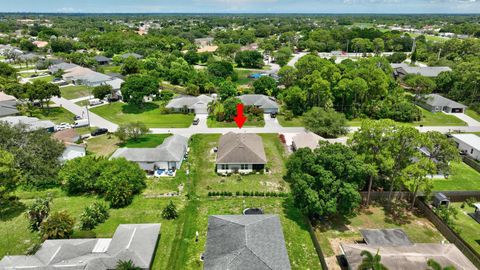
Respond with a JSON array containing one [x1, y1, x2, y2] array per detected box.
[[94, 55, 111, 65], [418, 94, 467, 113], [238, 94, 280, 114], [32, 40, 48, 48], [53, 129, 86, 162], [451, 133, 480, 160], [392, 63, 451, 78], [204, 215, 291, 270], [292, 132, 323, 151], [194, 37, 214, 47], [0, 224, 161, 270], [120, 53, 143, 59], [216, 132, 267, 174], [0, 92, 19, 118], [1, 116, 54, 132], [165, 94, 213, 114]]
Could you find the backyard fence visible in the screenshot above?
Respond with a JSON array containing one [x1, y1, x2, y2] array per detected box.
[[359, 191, 480, 269], [304, 217, 329, 270], [463, 156, 480, 173]]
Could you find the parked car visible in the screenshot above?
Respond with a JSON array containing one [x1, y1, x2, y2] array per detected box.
[[89, 98, 103, 106], [192, 118, 200, 125], [270, 112, 277, 118], [73, 119, 89, 128], [73, 115, 82, 120], [91, 128, 108, 136], [55, 122, 72, 131]]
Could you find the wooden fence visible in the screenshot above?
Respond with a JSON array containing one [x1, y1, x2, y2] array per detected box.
[[463, 156, 480, 173], [305, 217, 329, 270]]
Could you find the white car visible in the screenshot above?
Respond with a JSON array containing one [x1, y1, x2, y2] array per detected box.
[[55, 122, 72, 131]]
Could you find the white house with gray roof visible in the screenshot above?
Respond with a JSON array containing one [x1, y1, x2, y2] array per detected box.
[[451, 133, 480, 160], [111, 135, 188, 172], [1, 116, 54, 132], [418, 94, 467, 113], [0, 223, 161, 270], [216, 132, 267, 174], [166, 94, 214, 114], [204, 215, 291, 270], [238, 94, 280, 113], [391, 63, 451, 78]]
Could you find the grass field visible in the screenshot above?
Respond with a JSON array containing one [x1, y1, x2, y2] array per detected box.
[[207, 116, 265, 128], [235, 68, 256, 85], [119, 134, 171, 148], [189, 134, 288, 196], [0, 188, 185, 270], [86, 134, 120, 156], [314, 204, 444, 268], [277, 115, 304, 127], [30, 75, 54, 83], [100, 65, 121, 74], [466, 109, 480, 122], [60, 85, 93, 100], [29, 107, 75, 124], [432, 162, 480, 191], [90, 102, 194, 128], [450, 203, 480, 254]]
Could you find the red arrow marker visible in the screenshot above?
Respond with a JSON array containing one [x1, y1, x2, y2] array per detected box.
[[234, 103, 247, 129]]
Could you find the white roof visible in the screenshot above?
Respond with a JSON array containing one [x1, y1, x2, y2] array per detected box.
[[451, 134, 480, 151]]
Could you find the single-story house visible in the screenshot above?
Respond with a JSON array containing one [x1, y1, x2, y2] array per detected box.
[[48, 62, 79, 74], [0, 92, 19, 118], [391, 63, 452, 78], [94, 55, 111, 65], [203, 215, 291, 270], [418, 94, 467, 113], [216, 132, 267, 174], [238, 94, 280, 114], [121, 53, 143, 59], [292, 132, 323, 151], [111, 134, 188, 172], [0, 223, 161, 270], [451, 133, 480, 160], [1, 116, 54, 132], [53, 129, 86, 162], [32, 40, 48, 48], [166, 94, 213, 114], [62, 66, 113, 87], [341, 228, 476, 270]]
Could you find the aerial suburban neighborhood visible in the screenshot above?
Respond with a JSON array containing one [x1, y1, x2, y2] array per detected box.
[[1, 3, 480, 270]]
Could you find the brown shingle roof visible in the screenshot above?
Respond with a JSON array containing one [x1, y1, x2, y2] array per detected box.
[[53, 129, 80, 144], [216, 133, 267, 164]]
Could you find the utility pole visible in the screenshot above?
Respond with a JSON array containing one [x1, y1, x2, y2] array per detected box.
[[85, 105, 91, 128]]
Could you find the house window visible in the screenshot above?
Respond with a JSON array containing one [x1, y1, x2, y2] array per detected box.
[[221, 164, 227, 170], [471, 149, 474, 154], [240, 164, 248, 170]]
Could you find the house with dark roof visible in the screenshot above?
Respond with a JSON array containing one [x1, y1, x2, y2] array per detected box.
[[94, 55, 111, 65], [391, 63, 452, 78], [203, 215, 291, 270], [216, 132, 267, 174], [418, 93, 467, 113], [340, 229, 476, 270], [238, 94, 280, 114], [0, 92, 19, 118], [0, 223, 161, 270], [111, 134, 188, 172]]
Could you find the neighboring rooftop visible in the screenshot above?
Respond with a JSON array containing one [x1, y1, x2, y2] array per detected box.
[[0, 223, 161, 270], [204, 215, 291, 270], [121, 53, 143, 59], [360, 229, 413, 246], [0, 92, 18, 118], [341, 243, 477, 270], [422, 94, 467, 109], [53, 128, 80, 144], [0, 116, 54, 131], [165, 95, 213, 109], [392, 63, 452, 77], [216, 132, 267, 165], [292, 131, 323, 150], [451, 133, 480, 151], [238, 94, 279, 111]]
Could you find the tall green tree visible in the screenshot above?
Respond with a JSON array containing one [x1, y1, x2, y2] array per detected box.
[[0, 150, 19, 204], [121, 75, 158, 106], [303, 107, 348, 138]]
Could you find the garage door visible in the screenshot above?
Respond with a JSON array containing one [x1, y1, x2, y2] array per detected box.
[[451, 108, 463, 113]]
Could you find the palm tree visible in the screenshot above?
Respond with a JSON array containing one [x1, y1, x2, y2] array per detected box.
[[358, 249, 388, 270], [115, 260, 141, 270], [427, 259, 456, 270]]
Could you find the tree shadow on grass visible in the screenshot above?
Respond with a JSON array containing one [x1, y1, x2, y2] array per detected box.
[[381, 200, 412, 226], [0, 199, 26, 222], [121, 102, 160, 114]]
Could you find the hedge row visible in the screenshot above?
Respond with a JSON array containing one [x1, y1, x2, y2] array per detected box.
[[207, 191, 289, 197]]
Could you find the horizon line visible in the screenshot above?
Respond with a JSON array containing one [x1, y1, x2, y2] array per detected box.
[[1, 12, 480, 15]]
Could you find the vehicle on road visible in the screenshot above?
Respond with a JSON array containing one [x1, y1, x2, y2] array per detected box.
[[55, 122, 72, 131], [91, 128, 108, 136], [73, 119, 89, 128], [193, 118, 200, 125]]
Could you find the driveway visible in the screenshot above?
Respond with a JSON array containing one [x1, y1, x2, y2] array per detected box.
[[264, 113, 281, 129], [445, 113, 480, 127]]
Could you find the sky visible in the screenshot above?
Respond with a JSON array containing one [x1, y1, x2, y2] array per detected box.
[[1, 0, 480, 14]]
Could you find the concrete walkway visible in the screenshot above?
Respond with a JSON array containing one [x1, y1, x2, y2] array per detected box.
[[51, 97, 119, 131]]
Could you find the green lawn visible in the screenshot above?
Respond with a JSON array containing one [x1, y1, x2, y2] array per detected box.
[[0, 188, 185, 270], [75, 100, 90, 107], [415, 107, 466, 126], [207, 116, 265, 128], [30, 75, 54, 83], [119, 134, 171, 148], [29, 107, 75, 124], [277, 115, 304, 127], [466, 109, 480, 122], [90, 102, 194, 128], [432, 162, 480, 191], [314, 204, 444, 268], [450, 203, 480, 254], [100, 65, 122, 74], [86, 134, 120, 157], [189, 134, 288, 196], [235, 68, 256, 85], [60, 85, 93, 100]]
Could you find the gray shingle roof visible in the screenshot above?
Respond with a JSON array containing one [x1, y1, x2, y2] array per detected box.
[[0, 99, 19, 117], [111, 134, 188, 163], [0, 224, 161, 270], [204, 215, 291, 270], [422, 94, 467, 109], [48, 62, 79, 73], [166, 95, 213, 110], [0, 116, 54, 131], [216, 132, 267, 164], [391, 63, 452, 77], [360, 229, 413, 246], [121, 53, 143, 59], [238, 94, 279, 110], [94, 55, 111, 62]]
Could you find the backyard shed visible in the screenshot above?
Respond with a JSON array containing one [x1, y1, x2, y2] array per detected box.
[[433, 193, 450, 208]]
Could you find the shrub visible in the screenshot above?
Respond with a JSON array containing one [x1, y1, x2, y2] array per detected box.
[[40, 211, 75, 239], [162, 201, 178, 220], [105, 184, 134, 208], [115, 260, 141, 270], [25, 197, 51, 232], [80, 202, 109, 230]]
